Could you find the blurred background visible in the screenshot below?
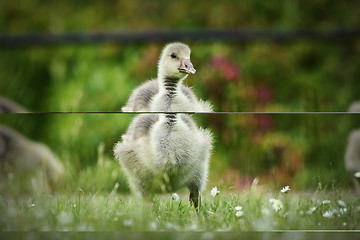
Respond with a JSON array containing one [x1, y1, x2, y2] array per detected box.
[[0, 0, 360, 195]]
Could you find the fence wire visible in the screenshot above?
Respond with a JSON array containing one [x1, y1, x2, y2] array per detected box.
[[0, 28, 359, 47]]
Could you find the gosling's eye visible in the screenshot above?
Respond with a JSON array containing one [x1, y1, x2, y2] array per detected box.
[[170, 53, 177, 59]]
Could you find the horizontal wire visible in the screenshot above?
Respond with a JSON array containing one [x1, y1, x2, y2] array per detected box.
[[1, 28, 360, 47], [0, 112, 359, 115]]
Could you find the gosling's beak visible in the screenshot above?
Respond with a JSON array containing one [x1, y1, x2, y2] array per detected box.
[[179, 58, 196, 75]]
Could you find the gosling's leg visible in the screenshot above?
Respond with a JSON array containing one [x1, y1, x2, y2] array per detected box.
[[189, 189, 201, 210], [188, 170, 206, 211]]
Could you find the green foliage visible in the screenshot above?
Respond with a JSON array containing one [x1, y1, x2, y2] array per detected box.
[[1, 0, 359, 32]]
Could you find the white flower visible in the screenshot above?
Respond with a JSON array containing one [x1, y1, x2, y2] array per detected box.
[[28, 203, 35, 208], [235, 211, 244, 217], [322, 200, 331, 204], [234, 206, 242, 211], [306, 206, 316, 215], [322, 210, 333, 218], [172, 193, 180, 202], [354, 172, 360, 178], [261, 208, 270, 216], [280, 186, 290, 193], [337, 200, 346, 208], [271, 199, 283, 212], [340, 208, 348, 215], [269, 198, 275, 204], [123, 219, 134, 226], [114, 182, 120, 190], [235, 206, 244, 217], [211, 186, 220, 197], [252, 178, 259, 186], [343, 222, 347, 227]]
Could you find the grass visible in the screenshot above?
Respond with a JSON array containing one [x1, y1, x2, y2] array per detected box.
[[1, 184, 360, 232]]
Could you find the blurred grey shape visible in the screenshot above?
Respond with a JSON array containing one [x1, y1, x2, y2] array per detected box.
[[0, 97, 64, 194], [345, 101, 360, 194], [348, 101, 360, 112], [0, 125, 64, 193], [0, 97, 28, 113]]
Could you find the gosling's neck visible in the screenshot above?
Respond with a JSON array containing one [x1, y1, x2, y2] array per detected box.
[[158, 73, 187, 119], [165, 112, 177, 126], [159, 74, 188, 98]]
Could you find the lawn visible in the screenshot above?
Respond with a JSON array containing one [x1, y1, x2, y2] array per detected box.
[[1, 184, 359, 232]]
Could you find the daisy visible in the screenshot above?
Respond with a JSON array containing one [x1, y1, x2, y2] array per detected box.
[[211, 186, 220, 197], [322, 200, 331, 204], [337, 200, 346, 208], [234, 206, 242, 211], [309, 206, 317, 212], [322, 211, 333, 218], [340, 208, 348, 215], [252, 178, 259, 186], [172, 193, 180, 202], [235, 210, 244, 217], [354, 172, 360, 178], [306, 206, 316, 215], [261, 208, 270, 216], [280, 186, 290, 193], [270, 198, 283, 211]]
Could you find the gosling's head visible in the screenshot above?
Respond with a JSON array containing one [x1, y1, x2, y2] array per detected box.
[[158, 42, 196, 79]]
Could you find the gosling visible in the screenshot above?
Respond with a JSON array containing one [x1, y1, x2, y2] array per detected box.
[[122, 42, 212, 112]]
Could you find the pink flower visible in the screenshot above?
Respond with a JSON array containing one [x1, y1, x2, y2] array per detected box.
[[211, 56, 239, 82], [255, 83, 273, 102], [256, 115, 273, 131]]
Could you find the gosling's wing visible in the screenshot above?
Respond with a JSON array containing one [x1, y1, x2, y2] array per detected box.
[[114, 114, 159, 165], [181, 85, 213, 112], [125, 114, 160, 141], [122, 80, 159, 112]]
